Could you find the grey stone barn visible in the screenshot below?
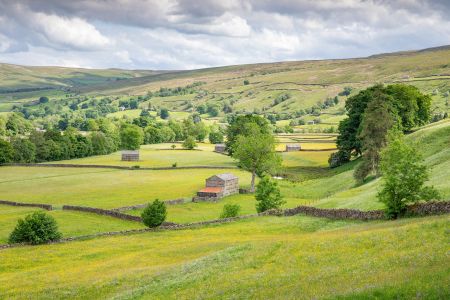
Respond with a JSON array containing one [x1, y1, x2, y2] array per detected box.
[[214, 144, 226, 153], [194, 173, 239, 202], [285, 144, 301, 152], [121, 150, 139, 161]]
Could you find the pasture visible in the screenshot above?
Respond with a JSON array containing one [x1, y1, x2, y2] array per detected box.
[[0, 215, 448, 299]]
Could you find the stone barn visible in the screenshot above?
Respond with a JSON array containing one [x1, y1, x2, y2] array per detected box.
[[214, 144, 226, 153], [121, 150, 139, 161], [193, 173, 239, 202], [285, 144, 301, 152]]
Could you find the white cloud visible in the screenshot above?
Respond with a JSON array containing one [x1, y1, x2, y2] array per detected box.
[[31, 13, 111, 50]]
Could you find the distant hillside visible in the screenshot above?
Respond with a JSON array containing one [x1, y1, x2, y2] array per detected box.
[[0, 46, 448, 115]]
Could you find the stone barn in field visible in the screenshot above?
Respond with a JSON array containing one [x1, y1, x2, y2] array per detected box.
[[214, 144, 226, 153], [285, 144, 301, 152], [121, 150, 139, 161], [193, 173, 239, 202]]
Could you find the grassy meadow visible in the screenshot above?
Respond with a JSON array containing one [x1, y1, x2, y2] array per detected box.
[[0, 215, 448, 299]]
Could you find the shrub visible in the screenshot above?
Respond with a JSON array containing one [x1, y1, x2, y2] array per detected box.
[[172, 162, 177, 168], [328, 150, 350, 168], [8, 211, 62, 245], [182, 136, 197, 150], [255, 176, 285, 213], [171, 144, 176, 149], [141, 199, 167, 227], [220, 204, 241, 219], [209, 131, 224, 144], [378, 131, 441, 219], [243, 80, 250, 85]]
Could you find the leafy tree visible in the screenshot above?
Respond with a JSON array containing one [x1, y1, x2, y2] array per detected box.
[[196, 104, 207, 114], [220, 204, 241, 218], [0, 116, 6, 136], [333, 84, 432, 167], [160, 108, 170, 120], [120, 124, 143, 150], [378, 131, 440, 219], [255, 176, 285, 213], [8, 211, 62, 245], [209, 131, 224, 144], [39, 96, 49, 103], [141, 199, 167, 228], [90, 131, 109, 155], [160, 126, 176, 142], [243, 80, 250, 85], [354, 90, 399, 182], [207, 104, 220, 117], [0, 139, 14, 164], [233, 129, 281, 192], [182, 136, 197, 150], [11, 137, 36, 163], [129, 99, 139, 109], [226, 114, 270, 155]]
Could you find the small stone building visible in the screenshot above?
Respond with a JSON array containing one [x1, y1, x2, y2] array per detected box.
[[214, 144, 226, 153], [121, 150, 139, 161], [285, 144, 301, 152], [193, 173, 239, 202]]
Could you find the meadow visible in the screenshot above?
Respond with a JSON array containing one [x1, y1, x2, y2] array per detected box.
[[0, 215, 448, 299]]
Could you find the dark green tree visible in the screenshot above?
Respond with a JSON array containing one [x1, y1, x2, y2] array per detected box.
[[9, 211, 62, 245], [120, 124, 143, 150], [0, 139, 14, 164], [226, 114, 270, 155], [11, 137, 36, 163], [141, 199, 167, 227]]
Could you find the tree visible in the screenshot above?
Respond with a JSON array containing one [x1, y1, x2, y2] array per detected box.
[[233, 129, 281, 192], [333, 84, 432, 168], [378, 131, 440, 219], [120, 124, 143, 150], [11, 137, 36, 163], [8, 211, 62, 245], [141, 199, 167, 228], [220, 204, 241, 218], [255, 176, 285, 213], [209, 131, 224, 144], [354, 90, 399, 182], [160, 108, 169, 120], [226, 114, 270, 155], [243, 80, 250, 85], [182, 136, 197, 150], [0, 139, 14, 164], [39, 96, 49, 103]]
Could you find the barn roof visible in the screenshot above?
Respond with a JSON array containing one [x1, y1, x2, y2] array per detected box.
[[199, 187, 223, 193], [207, 173, 238, 181]]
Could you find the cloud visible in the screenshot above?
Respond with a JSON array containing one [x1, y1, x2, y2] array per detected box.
[[31, 13, 111, 50], [0, 0, 448, 69]]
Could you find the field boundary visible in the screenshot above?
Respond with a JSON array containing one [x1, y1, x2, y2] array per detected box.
[[62, 205, 143, 222], [2, 163, 238, 171], [1, 201, 448, 250], [111, 198, 185, 212], [0, 200, 52, 210]]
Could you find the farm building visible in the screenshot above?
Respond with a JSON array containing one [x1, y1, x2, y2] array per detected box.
[[214, 144, 226, 153], [286, 144, 301, 152], [121, 150, 139, 161], [193, 173, 239, 202]]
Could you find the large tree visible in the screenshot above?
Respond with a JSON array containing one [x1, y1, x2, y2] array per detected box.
[[233, 127, 281, 192], [226, 114, 270, 155], [332, 84, 432, 168], [354, 90, 399, 182], [120, 124, 143, 150]]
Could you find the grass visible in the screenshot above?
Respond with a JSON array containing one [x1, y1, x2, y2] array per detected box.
[[0, 167, 252, 209], [48, 144, 236, 168], [0, 205, 145, 244], [0, 215, 448, 299]]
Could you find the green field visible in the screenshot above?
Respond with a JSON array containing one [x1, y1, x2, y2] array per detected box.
[[49, 144, 236, 168], [0, 205, 145, 244], [0, 215, 448, 299]]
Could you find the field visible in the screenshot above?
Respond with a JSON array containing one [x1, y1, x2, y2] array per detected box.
[[0, 47, 449, 299], [0, 215, 448, 299]]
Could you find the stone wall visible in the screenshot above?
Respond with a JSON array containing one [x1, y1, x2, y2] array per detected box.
[[0, 200, 52, 210], [111, 198, 185, 212], [62, 205, 142, 222]]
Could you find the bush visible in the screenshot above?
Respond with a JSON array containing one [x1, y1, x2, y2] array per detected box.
[[378, 132, 441, 219], [255, 176, 285, 213], [8, 211, 62, 245], [328, 150, 350, 168], [182, 136, 197, 150], [141, 199, 167, 227], [220, 204, 241, 219], [209, 131, 224, 144], [243, 80, 250, 85]]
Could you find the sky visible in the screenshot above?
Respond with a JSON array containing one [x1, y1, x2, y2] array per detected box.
[[0, 0, 449, 70]]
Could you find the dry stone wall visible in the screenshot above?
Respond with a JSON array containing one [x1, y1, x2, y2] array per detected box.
[[0, 200, 52, 210]]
